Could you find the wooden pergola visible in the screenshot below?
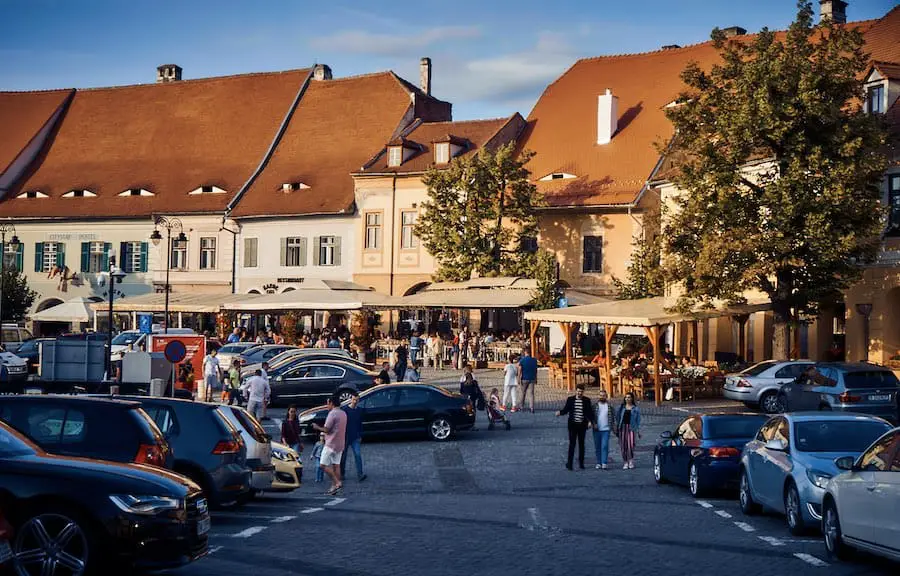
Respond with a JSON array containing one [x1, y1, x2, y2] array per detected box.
[[524, 297, 770, 405]]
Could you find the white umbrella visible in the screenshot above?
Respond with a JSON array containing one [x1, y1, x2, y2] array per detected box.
[[30, 297, 96, 323]]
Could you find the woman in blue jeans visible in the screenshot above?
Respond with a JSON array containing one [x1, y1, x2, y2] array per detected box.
[[592, 389, 618, 469]]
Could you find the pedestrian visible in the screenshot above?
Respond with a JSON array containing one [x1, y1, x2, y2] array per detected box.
[[312, 395, 347, 496], [223, 358, 242, 405], [406, 360, 422, 382], [227, 327, 241, 344], [377, 361, 392, 384], [592, 389, 617, 469], [393, 341, 408, 381], [259, 361, 271, 420], [409, 331, 423, 365], [617, 392, 642, 470], [502, 354, 519, 412], [240, 369, 270, 421], [281, 404, 303, 455], [310, 433, 326, 483], [201, 348, 220, 403], [434, 332, 445, 370], [556, 383, 595, 470], [518, 347, 538, 414], [459, 371, 483, 431], [340, 392, 367, 482]]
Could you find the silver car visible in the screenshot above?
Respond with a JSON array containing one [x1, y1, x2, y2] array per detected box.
[[738, 412, 891, 535], [723, 360, 814, 414], [822, 426, 900, 562], [216, 343, 257, 371], [217, 405, 274, 495]]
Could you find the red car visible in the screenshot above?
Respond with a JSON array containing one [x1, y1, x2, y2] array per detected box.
[[0, 509, 13, 566]]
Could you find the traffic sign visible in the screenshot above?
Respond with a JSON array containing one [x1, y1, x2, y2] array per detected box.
[[557, 297, 569, 308], [164, 340, 187, 364], [138, 313, 153, 334]]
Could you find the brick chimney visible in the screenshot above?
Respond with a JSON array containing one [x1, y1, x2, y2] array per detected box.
[[420, 57, 432, 95], [820, 0, 847, 24], [597, 88, 618, 145], [722, 26, 747, 38], [313, 64, 333, 81], [156, 64, 182, 83]]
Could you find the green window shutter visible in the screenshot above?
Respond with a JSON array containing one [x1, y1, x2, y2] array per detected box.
[[299, 237, 307, 267], [15, 244, 23, 272], [333, 236, 342, 267], [34, 242, 43, 272], [56, 243, 66, 268], [120, 242, 130, 273], [279, 238, 287, 266], [80, 242, 90, 272], [140, 242, 148, 272], [312, 236, 320, 266], [102, 242, 112, 271]]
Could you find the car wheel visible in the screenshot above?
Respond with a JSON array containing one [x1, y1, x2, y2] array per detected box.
[[759, 391, 781, 415], [428, 417, 453, 442], [785, 482, 805, 535], [823, 498, 851, 561], [776, 392, 788, 413], [653, 453, 667, 484], [739, 469, 760, 515], [689, 462, 705, 498], [336, 389, 355, 404], [13, 511, 93, 576]]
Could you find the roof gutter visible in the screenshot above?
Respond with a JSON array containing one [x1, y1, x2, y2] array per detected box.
[[633, 137, 675, 208], [224, 67, 315, 216]]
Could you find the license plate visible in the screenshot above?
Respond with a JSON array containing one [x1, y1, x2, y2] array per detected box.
[[196, 515, 210, 536], [196, 498, 208, 515], [869, 394, 891, 402], [0, 540, 12, 563]]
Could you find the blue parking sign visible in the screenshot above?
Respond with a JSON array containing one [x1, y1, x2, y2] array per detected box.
[[138, 313, 153, 334], [557, 297, 568, 308]]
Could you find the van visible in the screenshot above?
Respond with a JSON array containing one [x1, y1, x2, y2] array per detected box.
[[1, 324, 33, 354], [110, 328, 196, 360]]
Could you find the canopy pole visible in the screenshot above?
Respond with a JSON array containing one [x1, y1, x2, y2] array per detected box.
[[733, 313, 750, 361], [529, 319, 539, 358], [690, 320, 699, 362], [563, 322, 573, 392], [604, 324, 618, 397], [652, 325, 661, 406]]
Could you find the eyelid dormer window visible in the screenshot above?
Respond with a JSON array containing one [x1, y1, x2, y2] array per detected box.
[[118, 188, 154, 197], [62, 189, 97, 198], [434, 142, 450, 164], [16, 190, 48, 199], [866, 83, 885, 114], [388, 146, 403, 167], [538, 172, 577, 182], [281, 182, 310, 193], [188, 185, 227, 195]]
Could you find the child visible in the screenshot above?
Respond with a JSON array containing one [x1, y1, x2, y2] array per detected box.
[[310, 433, 326, 483], [489, 388, 502, 411], [502, 354, 519, 412]]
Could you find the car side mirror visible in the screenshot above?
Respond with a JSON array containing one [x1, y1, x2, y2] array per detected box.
[[659, 431, 673, 440], [834, 456, 855, 471], [764, 439, 787, 452], [275, 375, 283, 383]]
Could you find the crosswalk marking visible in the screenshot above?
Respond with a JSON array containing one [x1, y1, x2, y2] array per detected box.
[[715, 510, 732, 518], [232, 526, 267, 538], [325, 498, 346, 506], [733, 521, 755, 532], [300, 507, 324, 514], [793, 553, 828, 567], [270, 515, 296, 523]]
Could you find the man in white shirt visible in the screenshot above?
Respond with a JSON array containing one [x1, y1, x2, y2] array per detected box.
[[201, 349, 220, 403], [241, 369, 271, 421], [592, 389, 617, 469]]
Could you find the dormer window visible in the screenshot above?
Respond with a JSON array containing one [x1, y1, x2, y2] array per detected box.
[[62, 189, 96, 198], [538, 172, 577, 182], [434, 142, 450, 164], [188, 185, 226, 195], [867, 83, 885, 114], [118, 188, 154, 197], [16, 190, 48, 199], [388, 146, 403, 167], [281, 182, 310, 193]]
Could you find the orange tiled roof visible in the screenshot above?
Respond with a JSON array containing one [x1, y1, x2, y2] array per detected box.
[[356, 114, 525, 175], [521, 9, 896, 208], [228, 72, 452, 217], [871, 61, 900, 80], [0, 89, 71, 177]]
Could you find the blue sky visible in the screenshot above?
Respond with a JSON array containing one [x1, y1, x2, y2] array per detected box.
[[1, 0, 896, 119]]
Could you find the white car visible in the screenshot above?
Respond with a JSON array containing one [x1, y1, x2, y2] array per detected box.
[[723, 360, 814, 414], [822, 426, 900, 563], [217, 405, 274, 496]]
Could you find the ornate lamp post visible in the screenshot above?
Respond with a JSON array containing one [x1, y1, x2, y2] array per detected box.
[[105, 256, 126, 380], [150, 216, 186, 334], [0, 222, 21, 347]]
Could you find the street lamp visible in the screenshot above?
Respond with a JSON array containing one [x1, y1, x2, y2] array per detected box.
[[105, 256, 126, 380], [0, 222, 21, 347], [150, 216, 186, 334]]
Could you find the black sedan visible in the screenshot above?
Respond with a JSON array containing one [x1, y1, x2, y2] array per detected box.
[[11, 338, 52, 375], [0, 419, 209, 574], [239, 345, 297, 366], [269, 359, 379, 407], [298, 384, 476, 442], [653, 413, 769, 497]]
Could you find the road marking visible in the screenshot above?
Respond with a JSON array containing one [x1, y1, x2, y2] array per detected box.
[[715, 510, 732, 518], [232, 526, 267, 538], [793, 553, 828, 567], [300, 507, 324, 514], [270, 515, 296, 523], [733, 521, 756, 532], [696, 500, 714, 508], [208, 545, 223, 555], [324, 498, 346, 507], [759, 536, 786, 547]]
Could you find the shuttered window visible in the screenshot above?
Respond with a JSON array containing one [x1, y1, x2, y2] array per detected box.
[[244, 238, 258, 268]]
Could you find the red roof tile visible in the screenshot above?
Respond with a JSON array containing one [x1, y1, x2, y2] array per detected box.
[[0, 90, 71, 177]]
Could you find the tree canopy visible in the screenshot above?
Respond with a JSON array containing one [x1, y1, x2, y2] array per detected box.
[[414, 143, 543, 282], [663, 1, 889, 358], [1, 267, 36, 322], [613, 206, 664, 300]]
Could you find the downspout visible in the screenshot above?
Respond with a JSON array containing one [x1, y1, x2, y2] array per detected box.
[[389, 173, 398, 334], [219, 217, 241, 294]]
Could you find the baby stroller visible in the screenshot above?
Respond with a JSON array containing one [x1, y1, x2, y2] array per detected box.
[[486, 393, 511, 431]]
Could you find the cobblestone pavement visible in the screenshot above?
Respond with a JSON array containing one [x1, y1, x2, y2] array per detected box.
[[174, 370, 894, 576]]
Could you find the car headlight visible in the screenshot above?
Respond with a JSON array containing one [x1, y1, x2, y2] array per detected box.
[[272, 447, 297, 462], [110, 494, 182, 515], [806, 469, 832, 489], [298, 412, 316, 423]]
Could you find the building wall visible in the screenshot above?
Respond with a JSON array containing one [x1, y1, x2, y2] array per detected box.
[[844, 265, 900, 364], [152, 215, 235, 294], [235, 216, 356, 294]]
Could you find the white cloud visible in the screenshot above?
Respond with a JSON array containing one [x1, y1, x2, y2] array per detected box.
[[309, 26, 481, 56]]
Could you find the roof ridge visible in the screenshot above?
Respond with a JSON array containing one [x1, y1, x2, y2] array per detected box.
[[417, 116, 514, 126], [0, 87, 78, 96]]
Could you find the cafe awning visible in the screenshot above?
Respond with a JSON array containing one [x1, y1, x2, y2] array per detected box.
[[30, 297, 97, 323], [222, 280, 397, 312], [395, 277, 608, 309], [90, 292, 253, 314]]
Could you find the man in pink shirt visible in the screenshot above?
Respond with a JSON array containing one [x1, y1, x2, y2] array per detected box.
[[312, 395, 347, 495]]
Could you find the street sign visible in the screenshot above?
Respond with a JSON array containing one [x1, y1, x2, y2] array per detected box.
[[138, 313, 153, 334], [164, 340, 187, 364], [557, 297, 568, 308]]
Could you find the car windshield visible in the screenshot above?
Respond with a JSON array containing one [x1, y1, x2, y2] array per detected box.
[[0, 423, 35, 457], [705, 416, 769, 439], [740, 361, 779, 377], [844, 371, 899, 389], [794, 420, 890, 453], [111, 332, 140, 346], [219, 344, 249, 354]]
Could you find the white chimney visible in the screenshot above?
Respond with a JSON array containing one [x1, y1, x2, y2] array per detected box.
[[420, 57, 432, 95], [820, 0, 847, 24], [597, 88, 618, 145]]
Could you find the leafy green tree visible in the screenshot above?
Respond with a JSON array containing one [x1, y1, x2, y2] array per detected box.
[[415, 143, 543, 281], [1, 267, 37, 322], [613, 206, 664, 300], [529, 250, 559, 310], [663, 1, 889, 359]]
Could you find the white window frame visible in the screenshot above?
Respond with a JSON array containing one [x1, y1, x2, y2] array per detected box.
[[867, 83, 885, 114], [319, 236, 336, 266], [199, 237, 217, 270], [387, 146, 402, 167], [365, 212, 381, 250], [434, 142, 450, 164], [400, 211, 418, 249], [171, 240, 188, 271], [244, 237, 258, 268], [88, 241, 106, 273], [285, 237, 304, 267], [125, 241, 142, 273], [3, 244, 19, 271], [43, 243, 58, 272]]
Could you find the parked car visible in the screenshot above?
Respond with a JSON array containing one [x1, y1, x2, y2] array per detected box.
[[739, 412, 892, 534], [1, 324, 34, 354], [118, 396, 252, 507], [270, 359, 380, 407], [822, 426, 900, 562], [217, 405, 274, 496], [57, 331, 109, 341], [653, 413, 769, 496], [723, 360, 814, 414], [0, 350, 28, 393], [110, 328, 196, 360], [239, 344, 297, 366], [215, 342, 257, 369], [12, 337, 52, 375], [778, 363, 899, 423], [0, 395, 173, 468], [242, 350, 367, 380], [298, 383, 476, 442], [268, 441, 303, 492], [0, 508, 12, 567], [0, 419, 209, 573]]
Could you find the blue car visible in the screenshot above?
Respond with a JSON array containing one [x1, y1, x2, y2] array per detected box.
[[739, 412, 892, 535], [653, 413, 769, 497]]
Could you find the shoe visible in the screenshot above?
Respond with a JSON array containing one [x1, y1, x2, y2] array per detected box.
[[579, 464, 585, 470], [530, 409, 535, 414], [358, 474, 367, 482], [595, 464, 602, 470], [628, 462, 635, 469], [511, 407, 519, 413], [623, 463, 629, 470], [602, 464, 608, 470], [565, 463, 573, 471]]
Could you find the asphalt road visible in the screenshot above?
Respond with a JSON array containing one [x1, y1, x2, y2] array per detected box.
[[171, 409, 896, 576]]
